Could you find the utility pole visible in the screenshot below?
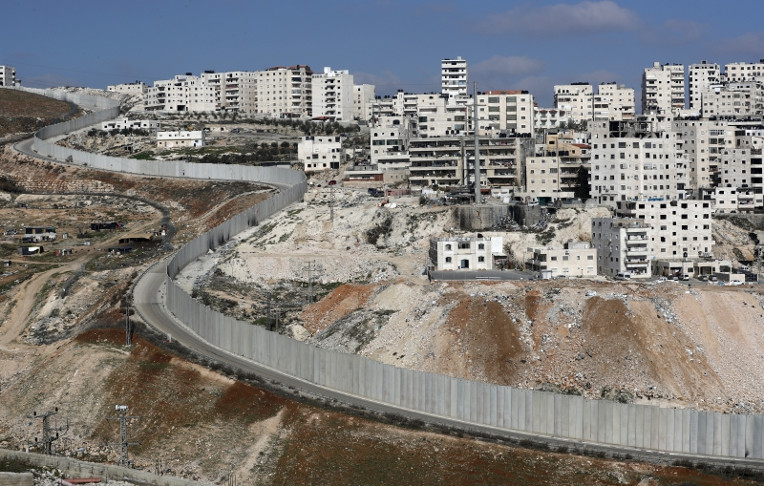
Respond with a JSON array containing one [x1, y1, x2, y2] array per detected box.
[[473, 81, 481, 205], [301, 260, 323, 305], [109, 405, 140, 468], [28, 408, 65, 455]]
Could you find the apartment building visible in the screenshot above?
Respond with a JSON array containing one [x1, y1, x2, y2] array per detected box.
[[534, 107, 573, 130], [145, 73, 218, 113], [591, 217, 652, 278], [441, 57, 468, 105], [255, 65, 313, 119], [408, 135, 531, 190], [699, 81, 764, 118], [589, 118, 682, 207], [354, 84, 375, 122], [370, 116, 410, 164], [101, 118, 158, 132], [724, 60, 764, 82], [311, 67, 355, 122], [672, 118, 735, 194], [415, 96, 470, 138], [596, 83, 635, 120], [715, 131, 764, 211], [527, 243, 597, 278], [525, 133, 590, 202], [299, 135, 343, 173], [553, 82, 634, 123], [200, 70, 257, 114], [107, 81, 147, 97], [642, 62, 685, 115], [554, 83, 593, 122], [689, 60, 721, 110], [475, 90, 534, 136], [616, 199, 714, 261], [429, 236, 495, 271], [0, 65, 17, 86]]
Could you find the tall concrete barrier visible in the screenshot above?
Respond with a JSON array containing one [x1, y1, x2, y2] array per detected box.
[[22, 87, 764, 465]]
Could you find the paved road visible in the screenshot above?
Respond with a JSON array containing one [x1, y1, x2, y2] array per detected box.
[[429, 269, 534, 281]]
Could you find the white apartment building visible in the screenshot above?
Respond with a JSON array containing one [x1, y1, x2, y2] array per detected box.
[[475, 90, 534, 136], [200, 70, 257, 114], [527, 244, 597, 278], [299, 135, 343, 173], [642, 62, 685, 115], [107, 81, 147, 97], [673, 118, 735, 193], [0, 65, 17, 86], [589, 118, 681, 207], [312, 67, 355, 122], [145, 73, 218, 113], [354, 84, 375, 122], [441, 57, 468, 105], [255, 65, 313, 119], [534, 107, 573, 130], [596, 83, 635, 120], [591, 217, 652, 278], [689, 60, 721, 110], [554, 83, 593, 121], [429, 236, 495, 271], [415, 96, 470, 138], [553, 82, 634, 123], [616, 199, 714, 260], [156, 130, 205, 148], [700, 81, 764, 118], [724, 60, 764, 82], [370, 116, 410, 164]]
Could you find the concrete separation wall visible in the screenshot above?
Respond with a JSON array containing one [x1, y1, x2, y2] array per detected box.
[[27, 87, 764, 466]]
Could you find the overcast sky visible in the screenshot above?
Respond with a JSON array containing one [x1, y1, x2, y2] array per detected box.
[[3, 0, 763, 107]]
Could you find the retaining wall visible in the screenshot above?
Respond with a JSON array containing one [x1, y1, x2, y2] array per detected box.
[[0, 449, 212, 485], [25, 87, 764, 464]]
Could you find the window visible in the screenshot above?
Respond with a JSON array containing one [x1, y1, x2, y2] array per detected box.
[[478, 256, 485, 262], [445, 257, 451, 263]]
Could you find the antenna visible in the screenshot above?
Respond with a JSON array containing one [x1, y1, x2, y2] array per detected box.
[[108, 405, 140, 468]]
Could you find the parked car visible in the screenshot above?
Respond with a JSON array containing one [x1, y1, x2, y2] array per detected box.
[[680, 274, 690, 281]]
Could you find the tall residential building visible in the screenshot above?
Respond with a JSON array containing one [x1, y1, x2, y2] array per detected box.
[[200, 70, 257, 114], [256, 65, 313, 118], [641, 62, 685, 114], [688, 60, 721, 110], [312, 67, 355, 122], [475, 90, 535, 136], [589, 118, 681, 207], [354, 84, 375, 122], [441, 57, 468, 105], [0, 65, 17, 86]]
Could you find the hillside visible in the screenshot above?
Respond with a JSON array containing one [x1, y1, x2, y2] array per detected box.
[[188, 187, 764, 415], [0, 89, 78, 138]]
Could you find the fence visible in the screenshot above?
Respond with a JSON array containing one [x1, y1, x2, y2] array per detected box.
[[24, 87, 764, 464]]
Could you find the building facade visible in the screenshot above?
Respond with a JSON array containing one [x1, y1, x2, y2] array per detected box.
[[642, 62, 685, 115], [311, 67, 355, 122]]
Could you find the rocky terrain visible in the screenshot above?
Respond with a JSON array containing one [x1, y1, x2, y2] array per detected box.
[[186, 185, 764, 416]]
